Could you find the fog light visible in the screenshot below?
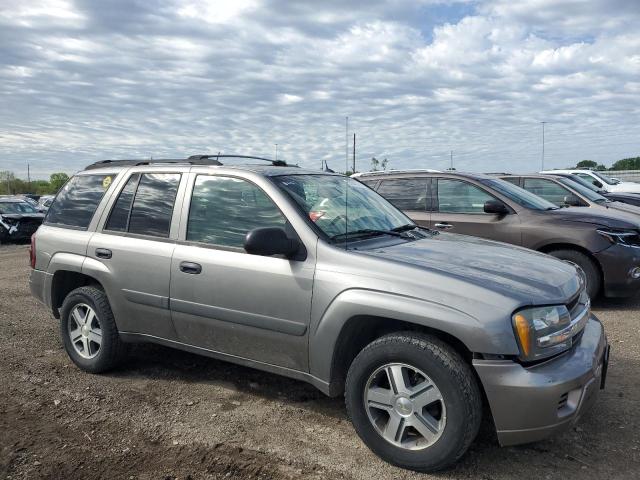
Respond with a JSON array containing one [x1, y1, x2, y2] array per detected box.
[[630, 267, 640, 279]]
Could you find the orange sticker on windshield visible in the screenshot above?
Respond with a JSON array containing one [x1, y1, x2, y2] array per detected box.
[[309, 211, 325, 222]]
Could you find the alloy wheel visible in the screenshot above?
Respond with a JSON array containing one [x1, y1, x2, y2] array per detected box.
[[68, 303, 102, 359], [364, 363, 446, 450]]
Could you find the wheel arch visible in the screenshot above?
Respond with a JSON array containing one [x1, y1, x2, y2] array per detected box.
[[50, 270, 105, 318], [537, 242, 604, 279], [325, 314, 474, 397]]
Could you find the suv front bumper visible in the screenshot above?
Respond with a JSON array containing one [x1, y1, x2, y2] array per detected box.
[[473, 315, 608, 446]]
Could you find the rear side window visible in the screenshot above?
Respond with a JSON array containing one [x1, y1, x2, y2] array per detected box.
[[105, 174, 139, 232], [377, 178, 429, 211], [46, 173, 116, 229], [500, 177, 520, 186], [105, 173, 180, 237]]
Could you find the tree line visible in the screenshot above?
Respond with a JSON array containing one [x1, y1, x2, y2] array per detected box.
[[575, 156, 640, 171], [0, 171, 70, 195]]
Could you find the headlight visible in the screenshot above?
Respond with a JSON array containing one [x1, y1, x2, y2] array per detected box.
[[512, 292, 590, 361], [597, 228, 640, 248]]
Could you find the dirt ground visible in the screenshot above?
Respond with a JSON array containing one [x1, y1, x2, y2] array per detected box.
[[1, 243, 639, 480]]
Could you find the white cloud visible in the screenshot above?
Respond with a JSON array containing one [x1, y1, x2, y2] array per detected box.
[[0, 0, 638, 178]]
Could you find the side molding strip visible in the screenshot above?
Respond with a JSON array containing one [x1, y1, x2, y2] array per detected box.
[[170, 298, 307, 336]]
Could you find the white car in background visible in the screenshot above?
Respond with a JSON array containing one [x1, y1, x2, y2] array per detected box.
[[541, 169, 640, 194]]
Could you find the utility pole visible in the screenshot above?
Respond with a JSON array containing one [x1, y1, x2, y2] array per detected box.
[[27, 163, 31, 192], [345, 116, 349, 174], [541, 122, 547, 171], [352, 133, 356, 173], [275, 143, 278, 161]]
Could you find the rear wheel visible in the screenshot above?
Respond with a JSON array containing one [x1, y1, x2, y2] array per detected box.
[[345, 332, 482, 472], [547, 249, 601, 298], [60, 286, 128, 373]]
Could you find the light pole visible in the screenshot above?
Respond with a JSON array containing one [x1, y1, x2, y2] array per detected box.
[[541, 122, 547, 171], [275, 144, 278, 161]]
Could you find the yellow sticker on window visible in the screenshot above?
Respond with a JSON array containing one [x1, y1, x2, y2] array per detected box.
[[102, 176, 112, 189]]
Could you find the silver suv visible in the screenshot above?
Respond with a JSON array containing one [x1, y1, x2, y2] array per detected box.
[[29, 156, 609, 472]]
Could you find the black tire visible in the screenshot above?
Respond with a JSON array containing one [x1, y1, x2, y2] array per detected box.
[[345, 332, 482, 472], [60, 286, 128, 373], [547, 249, 601, 298]]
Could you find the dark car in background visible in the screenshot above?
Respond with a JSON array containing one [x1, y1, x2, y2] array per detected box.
[[354, 170, 640, 298], [0, 197, 45, 244], [544, 173, 640, 207], [497, 174, 640, 216]]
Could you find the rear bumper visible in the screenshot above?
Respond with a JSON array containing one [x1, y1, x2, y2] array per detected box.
[[473, 315, 608, 446], [595, 243, 640, 297]]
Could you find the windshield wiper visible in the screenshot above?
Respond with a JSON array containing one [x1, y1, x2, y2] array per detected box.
[[392, 223, 419, 232], [330, 228, 404, 241]]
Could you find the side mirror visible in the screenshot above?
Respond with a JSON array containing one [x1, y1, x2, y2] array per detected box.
[[593, 180, 603, 188], [244, 227, 301, 258], [563, 195, 582, 207], [484, 199, 509, 215]]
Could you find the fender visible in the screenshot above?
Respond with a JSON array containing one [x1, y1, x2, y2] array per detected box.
[[47, 252, 85, 274], [308, 288, 518, 384]]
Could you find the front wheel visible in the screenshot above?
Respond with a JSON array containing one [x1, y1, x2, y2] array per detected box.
[[547, 249, 601, 299], [345, 332, 482, 472]]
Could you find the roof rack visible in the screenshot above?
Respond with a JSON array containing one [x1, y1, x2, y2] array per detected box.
[[85, 154, 288, 170], [352, 168, 442, 177]]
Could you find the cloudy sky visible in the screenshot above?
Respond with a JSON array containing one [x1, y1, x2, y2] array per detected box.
[[1, 0, 639, 178]]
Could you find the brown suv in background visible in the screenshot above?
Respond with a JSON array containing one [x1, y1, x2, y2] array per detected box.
[[354, 170, 640, 298]]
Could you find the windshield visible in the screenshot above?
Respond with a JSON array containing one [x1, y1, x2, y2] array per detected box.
[[0, 201, 38, 214], [271, 174, 414, 240], [480, 178, 559, 210], [557, 177, 608, 202], [591, 171, 618, 185], [563, 174, 601, 192]]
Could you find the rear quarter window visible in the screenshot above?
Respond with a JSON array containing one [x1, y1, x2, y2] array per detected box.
[[45, 173, 117, 229]]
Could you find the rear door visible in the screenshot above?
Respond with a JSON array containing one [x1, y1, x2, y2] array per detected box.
[[431, 177, 522, 244], [375, 177, 431, 226], [169, 172, 315, 371], [85, 169, 186, 339]]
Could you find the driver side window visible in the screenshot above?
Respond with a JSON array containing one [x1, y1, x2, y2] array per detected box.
[[437, 179, 494, 214], [186, 175, 286, 248]]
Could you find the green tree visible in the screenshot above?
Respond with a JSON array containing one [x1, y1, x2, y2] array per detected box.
[[575, 160, 597, 169], [371, 157, 380, 171], [610, 157, 640, 171], [0, 171, 16, 194], [49, 172, 70, 192], [381, 158, 389, 170]]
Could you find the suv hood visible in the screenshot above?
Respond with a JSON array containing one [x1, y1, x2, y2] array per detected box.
[[359, 233, 580, 303], [611, 181, 640, 193], [547, 206, 640, 230]]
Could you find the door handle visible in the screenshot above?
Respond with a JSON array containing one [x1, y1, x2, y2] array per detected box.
[[179, 261, 202, 274], [95, 248, 112, 259], [434, 223, 453, 230]]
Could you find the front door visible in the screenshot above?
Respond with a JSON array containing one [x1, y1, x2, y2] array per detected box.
[[169, 174, 315, 371], [430, 177, 521, 244]]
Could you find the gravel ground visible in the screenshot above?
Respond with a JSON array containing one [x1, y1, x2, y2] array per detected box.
[[1, 243, 639, 479]]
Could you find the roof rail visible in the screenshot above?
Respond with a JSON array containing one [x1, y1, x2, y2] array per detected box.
[[352, 168, 442, 177], [85, 154, 288, 170]]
